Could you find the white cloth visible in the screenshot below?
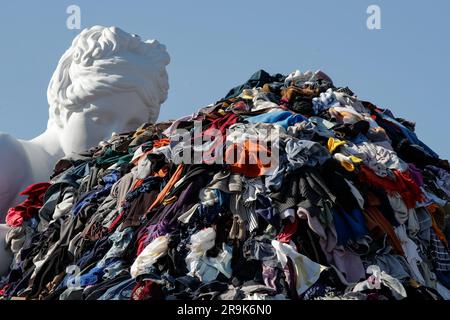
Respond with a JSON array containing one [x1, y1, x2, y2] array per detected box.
[[178, 203, 200, 224], [334, 92, 369, 114], [130, 235, 169, 278], [53, 189, 75, 220], [344, 141, 408, 177], [271, 240, 327, 295], [188, 227, 216, 256], [395, 225, 426, 284], [186, 229, 232, 282], [352, 265, 407, 300]]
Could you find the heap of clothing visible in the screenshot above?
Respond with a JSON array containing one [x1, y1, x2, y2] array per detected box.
[[1, 69, 450, 301]]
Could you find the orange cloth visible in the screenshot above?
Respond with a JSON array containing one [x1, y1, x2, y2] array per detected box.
[[151, 138, 170, 150], [428, 205, 449, 247], [146, 164, 184, 212], [225, 140, 273, 177], [363, 192, 404, 255], [153, 166, 169, 178]]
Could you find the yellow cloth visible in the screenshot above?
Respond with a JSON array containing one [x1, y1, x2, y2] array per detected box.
[[327, 137, 347, 154], [333, 153, 363, 172]]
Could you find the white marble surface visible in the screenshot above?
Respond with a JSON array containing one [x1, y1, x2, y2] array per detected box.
[[0, 25, 170, 275]]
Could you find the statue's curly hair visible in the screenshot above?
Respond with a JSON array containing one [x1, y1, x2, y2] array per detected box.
[[47, 26, 170, 127]]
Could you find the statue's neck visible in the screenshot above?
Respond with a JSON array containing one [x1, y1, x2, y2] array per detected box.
[[29, 127, 65, 162]]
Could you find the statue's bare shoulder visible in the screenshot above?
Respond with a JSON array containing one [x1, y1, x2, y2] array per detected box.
[[0, 132, 29, 189]]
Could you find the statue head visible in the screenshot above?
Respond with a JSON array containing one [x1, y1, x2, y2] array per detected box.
[[46, 26, 170, 155]]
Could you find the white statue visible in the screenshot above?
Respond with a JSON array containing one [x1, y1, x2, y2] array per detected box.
[[0, 26, 170, 273]]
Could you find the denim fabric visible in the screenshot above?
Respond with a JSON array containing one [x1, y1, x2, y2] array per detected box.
[[246, 111, 306, 129], [71, 170, 121, 216], [97, 277, 136, 300]]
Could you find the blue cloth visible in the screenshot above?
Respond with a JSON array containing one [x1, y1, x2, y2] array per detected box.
[[332, 207, 368, 246], [97, 277, 136, 300], [245, 111, 306, 129], [71, 170, 121, 216], [198, 189, 229, 224], [64, 259, 122, 288], [255, 194, 280, 229], [351, 133, 369, 145], [435, 271, 450, 290], [380, 112, 439, 158], [124, 176, 161, 203]]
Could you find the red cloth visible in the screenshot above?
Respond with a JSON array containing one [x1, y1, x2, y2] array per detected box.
[[358, 166, 423, 209], [195, 112, 239, 164], [0, 284, 11, 296], [6, 182, 51, 227], [131, 280, 163, 300], [203, 112, 239, 137], [277, 217, 299, 243]]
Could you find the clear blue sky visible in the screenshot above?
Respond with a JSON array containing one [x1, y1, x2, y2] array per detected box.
[[0, 0, 449, 159]]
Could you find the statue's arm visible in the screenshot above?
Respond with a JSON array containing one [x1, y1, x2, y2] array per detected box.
[[0, 133, 29, 217]]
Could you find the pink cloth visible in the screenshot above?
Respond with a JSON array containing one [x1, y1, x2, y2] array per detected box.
[[297, 207, 365, 283]]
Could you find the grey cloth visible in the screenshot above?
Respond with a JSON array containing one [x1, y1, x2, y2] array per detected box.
[[206, 170, 242, 193], [270, 168, 335, 214], [219, 285, 242, 300], [243, 236, 278, 267], [52, 188, 76, 221], [99, 173, 136, 230], [416, 207, 432, 244], [59, 287, 84, 300], [373, 254, 413, 280], [113, 172, 137, 209], [39, 184, 77, 229], [240, 284, 278, 296], [285, 138, 330, 172], [287, 118, 335, 140], [5, 225, 32, 254], [317, 291, 368, 300], [229, 194, 258, 232]]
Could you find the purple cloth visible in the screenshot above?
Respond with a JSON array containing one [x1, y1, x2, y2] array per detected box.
[[408, 163, 424, 187]]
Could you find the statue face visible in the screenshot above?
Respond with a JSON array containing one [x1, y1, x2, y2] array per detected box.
[[58, 91, 149, 155]]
